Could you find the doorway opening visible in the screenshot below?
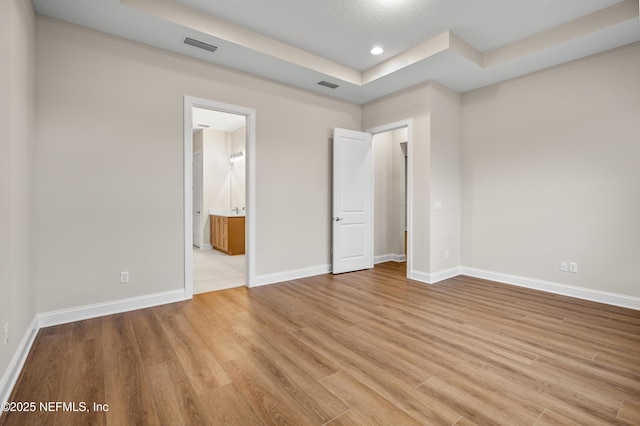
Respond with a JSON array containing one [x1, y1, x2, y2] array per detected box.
[[183, 97, 256, 298], [368, 120, 412, 277]]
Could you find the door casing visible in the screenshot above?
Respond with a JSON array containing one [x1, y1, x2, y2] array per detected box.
[[331, 120, 413, 277], [183, 96, 257, 298], [367, 119, 413, 278], [192, 150, 203, 248]]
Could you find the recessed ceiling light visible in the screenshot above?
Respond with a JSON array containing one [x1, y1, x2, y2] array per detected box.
[[370, 46, 384, 55]]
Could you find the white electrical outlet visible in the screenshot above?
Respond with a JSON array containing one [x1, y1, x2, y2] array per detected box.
[[560, 261, 568, 272], [120, 271, 130, 283], [4, 323, 9, 345], [444, 250, 449, 259], [569, 262, 578, 273]]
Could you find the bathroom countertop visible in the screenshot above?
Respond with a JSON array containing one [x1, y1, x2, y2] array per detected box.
[[209, 209, 245, 217]]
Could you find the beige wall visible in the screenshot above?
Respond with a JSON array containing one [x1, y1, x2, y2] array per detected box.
[[0, 0, 36, 393], [230, 126, 246, 211], [363, 82, 462, 279], [363, 84, 432, 275], [373, 129, 406, 260], [201, 128, 230, 245], [430, 84, 462, 273], [34, 17, 360, 312], [462, 42, 640, 297]]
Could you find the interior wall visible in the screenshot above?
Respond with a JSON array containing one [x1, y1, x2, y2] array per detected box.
[[462, 42, 640, 298], [363, 83, 432, 275], [230, 126, 246, 210], [373, 129, 406, 261], [429, 84, 462, 273], [363, 82, 463, 280], [34, 16, 360, 313], [0, 0, 36, 396], [202, 129, 229, 245], [373, 132, 392, 259]]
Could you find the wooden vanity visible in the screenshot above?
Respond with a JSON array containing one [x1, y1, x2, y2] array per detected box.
[[210, 214, 245, 255]]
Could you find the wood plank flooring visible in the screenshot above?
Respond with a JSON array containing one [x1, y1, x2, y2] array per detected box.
[[2, 262, 639, 425]]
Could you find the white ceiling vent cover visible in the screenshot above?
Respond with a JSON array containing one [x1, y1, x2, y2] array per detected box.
[[184, 37, 218, 53]]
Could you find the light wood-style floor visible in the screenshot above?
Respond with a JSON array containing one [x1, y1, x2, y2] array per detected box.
[[2, 262, 639, 425]]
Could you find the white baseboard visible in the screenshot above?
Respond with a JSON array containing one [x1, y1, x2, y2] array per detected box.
[[193, 244, 212, 250], [38, 289, 187, 328], [253, 264, 331, 287], [409, 266, 462, 284], [0, 316, 39, 407], [374, 253, 406, 264], [461, 267, 640, 311]]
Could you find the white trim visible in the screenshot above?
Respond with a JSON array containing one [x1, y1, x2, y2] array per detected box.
[[184, 100, 194, 298], [192, 150, 203, 248], [254, 264, 331, 287], [192, 244, 213, 250], [38, 289, 186, 328], [183, 96, 257, 297], [365, 119, 413, 281], [461, 267, 640, 311], [409, 266, 461, 284], [374, 253, 406, 264], [0, 316, 39, 408], [409, 269, 432, 284], [430, 267, 462, 283]]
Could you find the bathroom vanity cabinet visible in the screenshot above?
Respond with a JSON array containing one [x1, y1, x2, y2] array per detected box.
[[210, 215, 245, 255]]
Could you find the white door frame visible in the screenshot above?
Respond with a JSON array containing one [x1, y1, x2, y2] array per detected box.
[[183, 96, 257, 299], [366, 119, 413, 278], [193, 150, 203, 248]]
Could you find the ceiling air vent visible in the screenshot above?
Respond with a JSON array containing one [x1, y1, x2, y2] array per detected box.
[[184, 37, 218, 53], [317, 81, 339, 89]]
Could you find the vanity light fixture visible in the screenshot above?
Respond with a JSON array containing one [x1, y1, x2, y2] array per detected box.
[[230, 151, 244, 164]]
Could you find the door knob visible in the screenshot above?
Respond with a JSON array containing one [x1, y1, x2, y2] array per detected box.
[[335, 217, 344, 221]]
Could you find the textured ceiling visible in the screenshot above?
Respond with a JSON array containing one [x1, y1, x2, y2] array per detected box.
[[175, 0, 623, 69], [32, 0, 640, 104]]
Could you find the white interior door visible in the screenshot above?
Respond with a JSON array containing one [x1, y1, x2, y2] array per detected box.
[[193, 151, 203, 248], [332, 128, 373, 274]]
